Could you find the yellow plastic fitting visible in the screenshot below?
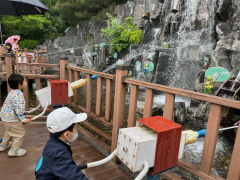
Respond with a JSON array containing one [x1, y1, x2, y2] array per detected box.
[[70, 79, 87, 90], [183, 130, 199, 145]]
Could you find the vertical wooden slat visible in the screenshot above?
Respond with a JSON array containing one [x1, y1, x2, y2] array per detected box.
[[96, 77, 102, 117], [127, 85, 138, 127], [227, 122, 240, 180], [111, 65, 128, 152], [35, 78, 41, 105], [68, 69, 73, 103], [163, 93, 175, 120], [86, 74, 92, 112], [15, 50, 19, 73], [5, 53, 13, 92], [73, 71, 79, 105], [59, 57, 68, 80], [23, 78, 29, 109], [143, 88, 154, 118], [0, 61, 3, 72], [105, 79, 112, 122], [200, 104, 222, 175]]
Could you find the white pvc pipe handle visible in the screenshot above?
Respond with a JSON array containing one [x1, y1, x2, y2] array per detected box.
[[87, 149, 117, 168], [134, 160, 149, 180], [219, 126, 238, 132], [31, 102, 49, 121], [26, 104, 41, 114]]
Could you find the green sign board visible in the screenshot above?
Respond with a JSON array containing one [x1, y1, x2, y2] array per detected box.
[[205, 67, 230, 82]]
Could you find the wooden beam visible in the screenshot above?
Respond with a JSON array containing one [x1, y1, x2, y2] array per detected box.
[[67, 65, 114, 80], [105, 79, 112, 122], [178, 159, 224, 180], [124, 78, 240, 109], [143, 88, 154, 118], [200, 104, 222, 175], [111, 66, 128, 152], [163, 93, 175, 120], [86, 74, 92, 113], [96, 77, 102, 117], [74, 71, 80, 105], [23, 78, 29, 109], [127, 85, 138, 127], [227, 121, 240, 180]]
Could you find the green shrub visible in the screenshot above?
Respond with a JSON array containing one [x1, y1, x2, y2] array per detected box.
[[19, 39, 40, 49], [101, 13, 142, 53]]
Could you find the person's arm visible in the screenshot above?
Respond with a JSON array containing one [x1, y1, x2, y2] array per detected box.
[[52, 150, 88, 180], [11, 91, 26, 122]]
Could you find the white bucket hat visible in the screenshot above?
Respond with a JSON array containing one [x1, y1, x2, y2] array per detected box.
[[47, 107, 87, 133]]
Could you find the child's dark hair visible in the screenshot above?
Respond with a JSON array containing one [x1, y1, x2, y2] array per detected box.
[[50, 123, 75, 138], [8, 74, 24, 89], [5, 42, 12, 52]]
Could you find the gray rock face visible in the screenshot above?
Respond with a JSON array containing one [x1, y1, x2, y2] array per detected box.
[[42, 0, 240, 88], [216, 0, 233, 21], [216, 23, 231, 39], [133, 5, 145, 28], [232, 0, 240, 31]]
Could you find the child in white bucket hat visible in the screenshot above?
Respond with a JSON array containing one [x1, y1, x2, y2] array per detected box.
[[35, 107, 89, 180]]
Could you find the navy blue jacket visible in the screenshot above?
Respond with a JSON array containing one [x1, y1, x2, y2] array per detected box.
[[35, 136, 88, 180]]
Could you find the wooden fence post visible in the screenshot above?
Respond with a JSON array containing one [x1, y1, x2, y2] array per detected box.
[[111, 65, 128, 152], [5, 53, 14, 92], [23, 78, 29, 109], [59, 57, 68, 80]]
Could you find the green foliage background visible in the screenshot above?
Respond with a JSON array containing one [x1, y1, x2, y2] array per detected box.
[[101, 13, 143, 53], [0, 0, 128, 49]]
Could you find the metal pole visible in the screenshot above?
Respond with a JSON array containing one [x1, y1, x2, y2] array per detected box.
[[0, 21, 3, 44]]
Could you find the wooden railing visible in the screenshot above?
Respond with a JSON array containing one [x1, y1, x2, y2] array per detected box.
[[1, 53, 59, 109], [60, 58, 115, 151], [60, 61, 240, 180], [0, 54, 239, 179]]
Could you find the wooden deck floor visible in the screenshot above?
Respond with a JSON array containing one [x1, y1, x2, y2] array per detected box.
[[0, 122, 133, 180]]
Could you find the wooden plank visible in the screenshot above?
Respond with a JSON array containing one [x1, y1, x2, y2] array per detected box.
[[163, 93, 175, 120], [200, 104, 222, 175], [35, 78, 41, 105], [105, 79, 112, 122], [161, 172, 183, 180], [74, 71, 80, 105], [86, 74, 92, 113], [67, 65, 114, 80], [23, 78, 29, 109], [21, 74, 59, 79], [82, 121, 111, 141], [127, 85, 138, 127], [178, 159, 224, 180], [16, 63, 58, 67], [96, 77, 102, 117], [124, 78, 240, 109], [143, 88, 154, 118], [227, 122, 240, 180], [111, 66, 128, 152], [59, 59, 68, 80], [68, 69, 73, 103]]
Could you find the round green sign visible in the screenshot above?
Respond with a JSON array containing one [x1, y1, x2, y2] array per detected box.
[[205, 67, 230, 82]]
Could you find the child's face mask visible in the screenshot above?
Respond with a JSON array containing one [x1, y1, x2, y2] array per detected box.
[[67, 131, 78, 143]]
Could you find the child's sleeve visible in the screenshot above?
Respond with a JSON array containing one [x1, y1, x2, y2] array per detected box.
[[52, 150, 89, 180], [11, 92, 26, 122]]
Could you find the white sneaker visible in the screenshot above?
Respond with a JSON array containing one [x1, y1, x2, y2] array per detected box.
[[0, 143, 12, 151], [8, 148, 27, 157]]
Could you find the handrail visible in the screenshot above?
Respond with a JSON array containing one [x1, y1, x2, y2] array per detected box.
[[21, 74, 59, 79], [124, 78, 240, 109], [16, 62, 59, 68], [67, 65, 115, 80]]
